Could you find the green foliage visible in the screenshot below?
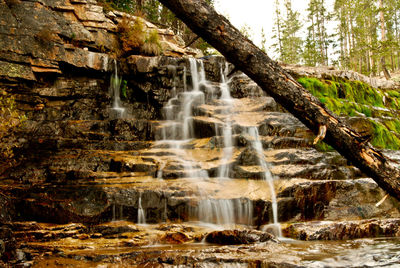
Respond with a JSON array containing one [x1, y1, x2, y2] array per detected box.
[[101, 0, 215, 56], [0, 91, 25, 172], [121, 80, 128, 99], [272, 0, 303, 63], [98, 0, 135, 13], [240, 24, 253, 39], [387, 90, 400, 98], [142, 30, 162, 56], [118, 16, 145, 54], [370, 120, 400, 150], [196, 38, 219, 56], [314, 141, 334, 152], [298, 77, 386, 110], [299, 76, 400, 150]]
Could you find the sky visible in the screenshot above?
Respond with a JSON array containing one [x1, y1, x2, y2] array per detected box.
[[214, 0, 335, 59]]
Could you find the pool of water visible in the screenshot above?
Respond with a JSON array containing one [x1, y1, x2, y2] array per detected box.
[[285, 238, 400, 267]]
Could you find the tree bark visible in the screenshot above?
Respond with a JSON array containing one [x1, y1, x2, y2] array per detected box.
[[158, 0, 400, 201]]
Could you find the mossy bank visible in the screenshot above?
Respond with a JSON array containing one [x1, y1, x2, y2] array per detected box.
[[298, 77, 400, 150]]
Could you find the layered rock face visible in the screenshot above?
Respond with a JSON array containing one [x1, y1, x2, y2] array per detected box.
[[1, 0, 400, 267]]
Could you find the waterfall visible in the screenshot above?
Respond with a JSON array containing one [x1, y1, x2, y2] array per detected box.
[[137, 192, 146, 225], [217, 62, 234, 179], [247, 126, 282, 237], [111, 204, 123, 222], [109, 60, 125, 118], [157, 58, 254, 227]]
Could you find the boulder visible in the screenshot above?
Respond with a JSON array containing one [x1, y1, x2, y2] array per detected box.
[[205, 229, 276, 245]]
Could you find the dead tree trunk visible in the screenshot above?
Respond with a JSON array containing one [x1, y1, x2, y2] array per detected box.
[[158, 0, 400, 200]]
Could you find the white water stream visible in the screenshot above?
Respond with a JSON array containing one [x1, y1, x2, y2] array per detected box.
[[109, 60, 125, 118], [247, 126, 282, 237], [137, 192, 146, 225], [153, 58, 278, 229]]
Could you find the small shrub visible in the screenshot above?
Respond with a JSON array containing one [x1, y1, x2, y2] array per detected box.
[[118, 16, 145, 54], [141, 30, 162, 56]]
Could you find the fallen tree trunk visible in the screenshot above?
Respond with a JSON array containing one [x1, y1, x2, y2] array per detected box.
[[158, 0, 400, 200]]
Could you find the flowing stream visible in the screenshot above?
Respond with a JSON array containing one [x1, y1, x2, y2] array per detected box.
[[247, 126, 282, 237], [109, 60, 125, 118], [154, 58, 274, 228], [137, 192, 146, 225]]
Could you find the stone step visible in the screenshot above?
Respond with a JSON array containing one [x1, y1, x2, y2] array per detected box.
[[4, 176, 398, 225], [13, 218, 400, 267], [28, 138, 151, 151], [153, 111, 312, 140], [20, 119, 154, 142], [12, 140, 358, 187], [232, 163, 361, 181]]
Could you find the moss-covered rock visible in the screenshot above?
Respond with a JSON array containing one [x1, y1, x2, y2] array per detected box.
[[298, 77, 400, 150]]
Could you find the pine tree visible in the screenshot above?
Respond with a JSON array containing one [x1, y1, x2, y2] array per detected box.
[[271, 0, 302, 64], [303, 0, 329, 66], [271, 0, 283, 59], [280, 0, 303, 64], [379, 0, 391, 79], [260, 27, 267, 53]]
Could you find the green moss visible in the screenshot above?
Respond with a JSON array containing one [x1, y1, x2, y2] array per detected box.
[[370, 120, 400, 150], [314, 141, 334, 152], [387, 90, 400, 98], [299, 76, 400, 150], [383, 119, 400, 133]]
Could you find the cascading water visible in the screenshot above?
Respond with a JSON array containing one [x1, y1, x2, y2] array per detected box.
[[109, 60, 125, 118], [217, 62, 234, 179], [137, 192, 146, 224], [157, 58, 254, 226], [247, 127, 282, 237]]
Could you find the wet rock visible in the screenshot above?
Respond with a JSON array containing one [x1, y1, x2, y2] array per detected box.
[[229, 74, 266, 98], [346, 116, 375, 138], [205, 229, 276, 245], [128, 55, 162, 73], [91, 222, 139, 236], [0, 226, 17, 262], [0, 193, 14, 222], [282, 218, 400, 240], [90, 233, 102, 238], [278, 178, 400, 222], [192, 116, 220, 138], [76, 233, 90, 240], [160, 231, 191, 244], [11, 222, 86, 242], [0, 61, 35, 81], [237, 147, 262, 166]]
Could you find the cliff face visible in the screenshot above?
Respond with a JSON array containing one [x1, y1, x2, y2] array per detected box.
[[0, 0, 195, 79]]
